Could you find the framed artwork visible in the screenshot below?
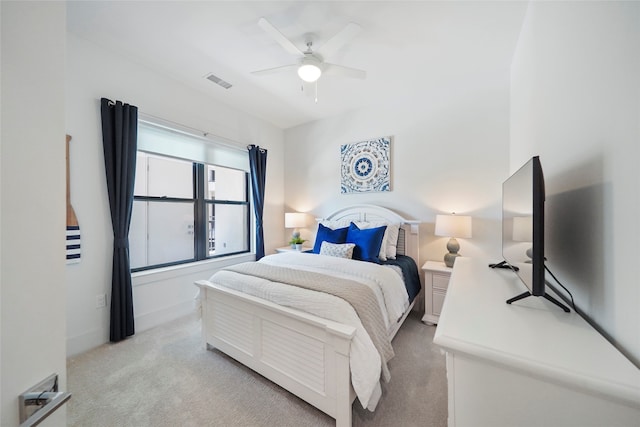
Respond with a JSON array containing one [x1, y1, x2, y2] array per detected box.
[[341, 136, 391, 193]]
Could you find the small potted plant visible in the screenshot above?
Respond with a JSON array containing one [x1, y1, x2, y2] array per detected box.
[[289, 236, 306, 251]]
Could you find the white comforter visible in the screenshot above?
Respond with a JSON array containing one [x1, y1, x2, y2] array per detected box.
[[208, 252, 410, 411]]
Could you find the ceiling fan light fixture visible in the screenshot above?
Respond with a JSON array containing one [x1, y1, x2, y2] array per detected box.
[[298, 57, 322, 82]]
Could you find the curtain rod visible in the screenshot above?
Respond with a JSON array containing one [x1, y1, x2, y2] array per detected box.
[[138, 112, 248, 153]]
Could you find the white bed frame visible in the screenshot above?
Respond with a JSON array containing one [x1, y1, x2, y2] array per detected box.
[[195, 205, 420, 427]]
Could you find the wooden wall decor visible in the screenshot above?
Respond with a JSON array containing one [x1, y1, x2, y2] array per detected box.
[[66, 134, 81, 264]]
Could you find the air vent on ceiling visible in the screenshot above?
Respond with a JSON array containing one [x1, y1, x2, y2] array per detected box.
[[205, 73, 232, 89]]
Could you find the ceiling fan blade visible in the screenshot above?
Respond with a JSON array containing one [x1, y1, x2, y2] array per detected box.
[[317, 22, 362, 58], [323, 63, 366, 80], [258, 17, 303, 56], [251, 64, 297, 76]]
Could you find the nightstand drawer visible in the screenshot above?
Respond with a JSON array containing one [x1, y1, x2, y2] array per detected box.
[[432, 290, 447, 316], [432, 273, 450, 291]]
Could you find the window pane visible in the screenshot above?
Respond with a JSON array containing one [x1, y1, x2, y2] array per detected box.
[[206, 165, 246, 202], [147, 155, 192, 198], [134, 152, 148, 196], [148, 202, 194, 265], [207, 204, 248, 256], [130, 200, 148, 269], [130, 200, 194, 268]]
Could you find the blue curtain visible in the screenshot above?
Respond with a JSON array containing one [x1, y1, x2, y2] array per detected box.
[[248, 145, 267, 260], [101, 98, 138, 342]]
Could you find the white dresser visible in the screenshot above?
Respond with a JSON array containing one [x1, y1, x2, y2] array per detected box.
[[433, 257, 640, 427]]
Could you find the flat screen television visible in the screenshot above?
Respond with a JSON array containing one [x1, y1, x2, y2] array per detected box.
[[499, 156, 569, 312]]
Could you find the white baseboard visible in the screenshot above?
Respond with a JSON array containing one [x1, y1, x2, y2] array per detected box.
[[67, 328, 109, 358]]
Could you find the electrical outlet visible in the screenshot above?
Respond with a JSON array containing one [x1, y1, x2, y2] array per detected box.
[[96, 294, 107, 309]]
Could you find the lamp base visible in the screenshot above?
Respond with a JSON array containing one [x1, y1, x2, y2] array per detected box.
[[443, 237, 461, 268], [444, 253, 460, 268]]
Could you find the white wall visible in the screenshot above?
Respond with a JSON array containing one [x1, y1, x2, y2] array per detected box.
[[283, 80, 512, 269], [1, 2, 67, 425], [510, 1, 639, 366], [65, 33, 285, 356]]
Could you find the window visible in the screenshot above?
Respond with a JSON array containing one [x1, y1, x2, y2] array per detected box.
[[129, 121, 250, 271], [203, 164, 249, 257]]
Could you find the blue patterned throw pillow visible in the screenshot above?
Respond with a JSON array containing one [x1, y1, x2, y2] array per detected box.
[[319, 241, 356, 259]]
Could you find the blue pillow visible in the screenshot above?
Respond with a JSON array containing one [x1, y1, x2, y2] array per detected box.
[[312, 223, 349, 254], [346, 222, 387, 263]]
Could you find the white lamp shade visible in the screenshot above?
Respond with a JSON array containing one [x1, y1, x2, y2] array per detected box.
[[435, 214, 472, 239], [298, 57, 322, 82], [512, 216, 533, 242], [298, 64, 321, 82], [285, 212, 307, 229]]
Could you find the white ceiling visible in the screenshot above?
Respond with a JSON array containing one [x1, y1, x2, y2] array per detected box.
[[67, 1, 528, 129]]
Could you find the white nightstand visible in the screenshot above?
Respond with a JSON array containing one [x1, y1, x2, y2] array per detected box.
[[275, 246, 311, 253], [422, 260, 453, 325]]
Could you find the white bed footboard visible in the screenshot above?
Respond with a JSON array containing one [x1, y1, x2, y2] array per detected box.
[[196, 279, 357, 427]]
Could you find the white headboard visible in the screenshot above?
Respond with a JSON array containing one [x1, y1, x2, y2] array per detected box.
[[320, 204, 420, 265]]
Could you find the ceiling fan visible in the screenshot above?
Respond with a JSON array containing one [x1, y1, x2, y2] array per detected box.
[[252, 17, 366, 93]]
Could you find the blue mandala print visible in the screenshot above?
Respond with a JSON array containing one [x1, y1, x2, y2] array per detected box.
[[354, 157, 373, 177], [341, 137, 391, 193]]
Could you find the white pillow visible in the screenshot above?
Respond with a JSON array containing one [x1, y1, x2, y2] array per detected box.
[[384, 223, 400, 259], [319, 241, 355, 259], [320, 220, 351, 230]]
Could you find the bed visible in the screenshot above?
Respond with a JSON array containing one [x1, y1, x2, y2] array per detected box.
[[194, 205, 421, 427]]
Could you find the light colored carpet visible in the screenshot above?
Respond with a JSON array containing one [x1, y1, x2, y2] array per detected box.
[[67, 311, 447, 427]]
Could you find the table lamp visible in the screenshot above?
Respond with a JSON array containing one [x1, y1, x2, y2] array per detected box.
[[435, 213, 472, 267], [285, 212, 307, 246]]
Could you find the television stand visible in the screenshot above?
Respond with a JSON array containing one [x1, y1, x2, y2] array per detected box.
[[506, 290, 570, 313], [434, 258, 640, 427]]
